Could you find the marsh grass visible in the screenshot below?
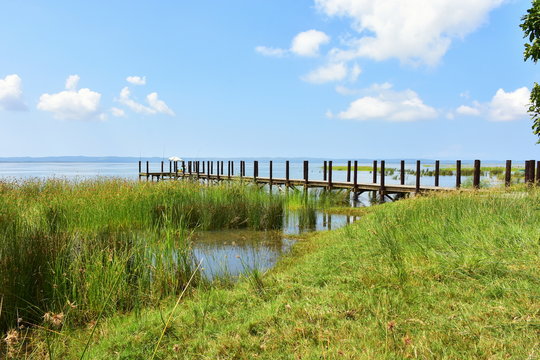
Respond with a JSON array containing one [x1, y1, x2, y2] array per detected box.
[[45, 186, 540, 359], [0, 178, 286, 332]]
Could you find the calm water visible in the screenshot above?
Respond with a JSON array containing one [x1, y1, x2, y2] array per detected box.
[[192, 211, 357, 280]]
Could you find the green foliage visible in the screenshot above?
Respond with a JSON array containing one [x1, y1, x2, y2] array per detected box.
[[521, 0, 540, 141]]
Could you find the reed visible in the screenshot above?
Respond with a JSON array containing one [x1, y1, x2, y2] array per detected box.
[[0, 178, 286, 332]]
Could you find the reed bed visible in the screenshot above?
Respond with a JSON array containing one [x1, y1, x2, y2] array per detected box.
[[0, 178, 285, 332]]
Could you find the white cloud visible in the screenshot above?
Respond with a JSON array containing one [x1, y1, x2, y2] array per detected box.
[[315, 0, 504, 66], [488, 87, 529, 121], [454, 87, 529, 121], [0, 74, 27, 111], [37, 75, 103, 120], [291, 29, 330, 57], [349, 63, 361, 82], [126, 76, 146, 85], [456, 104, 481, 116], [111, 107, 126, 117], [255, 46, 287, 57], [302, 62, 348, 84], [118, 86, 174, 116], [331, 83, 437, 122]]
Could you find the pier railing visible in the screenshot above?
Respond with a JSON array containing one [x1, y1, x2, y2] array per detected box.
[[138, 159, 539, 195]]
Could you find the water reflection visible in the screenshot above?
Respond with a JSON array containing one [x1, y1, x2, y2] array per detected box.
[[192, 211, 357, 280]]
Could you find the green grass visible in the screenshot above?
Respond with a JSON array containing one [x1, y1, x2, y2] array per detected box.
[[0, 179, 287, 333], [15, 186, 540, 359]]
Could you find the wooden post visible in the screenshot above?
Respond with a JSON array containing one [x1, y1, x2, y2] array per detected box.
[[146, 161, 149, 181], [182, 161, 185, 177], [473, 160, 481, 189], [525, 160, 530, 184], [304, 160, 309, 186], [328, 161, 333, 189], [353, 160, 358, 199], [530, 160, 536, 185], [231, 161, 234, 176], [221, 161, 224, 175], [254, 161, 258, 181], [138, 160, 142, 181], [175, 161, 178, 178], [286, 160, 290, 187], [347, 160, 351, 183], [505, 160, 512, 187], [537, 161, 540, 186], [400, 160, 405, 185], [380, 160, 385, 195], [169, 161, 172, 175], [269, 161, 273, 187], [373, 160, 377, 184], [217, 161, 220, 180], [434, 160, 440, 187], [456, 160, 461, 189], [415, 160, 420, 193], [161, 161, 164, 174], [323, 161, 327, 181]]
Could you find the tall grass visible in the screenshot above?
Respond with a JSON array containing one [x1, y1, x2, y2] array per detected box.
[[0, 178, 285, 331]]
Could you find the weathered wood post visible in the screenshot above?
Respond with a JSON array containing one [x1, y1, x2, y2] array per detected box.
[[221, 161, 224, 175], [473, 160, 481, 189], [304, 160, 309, 188], [456, 160, 461, 189], [435, 160, 440, 187], [530, 160, 536, 186], [400, 160, 405, 185], [146, 161, 149, 181], [353, 160, 358, 200], [231, 161, 234, 176], [323, 161, 327, 181], [537, 161, 540, 186], [415, 160, 420, 193], [380, 160, 386, 197], [525, 160, 530, 184], [169, 161, 172, 175], [347, 160, 351, 183], [161, 161, 164, 174], [328, 161, 333, 189], [286, 160, 290, 187], [505, 160, 512, 187], [373, 160, 377, 184], [182, 161, 185, 177], [175, 161, 178, 178], [138, 161, 142, 181], [217, 161, 220, 181], [254, 161, 258, 181], [269, 161, 273, 189]]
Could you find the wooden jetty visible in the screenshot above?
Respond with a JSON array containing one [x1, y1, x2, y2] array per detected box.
[[138, 159, 539, 198]]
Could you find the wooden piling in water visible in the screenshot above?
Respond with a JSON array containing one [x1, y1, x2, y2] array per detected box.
[[269, 161, 273, 187], [415, 160, 420, 193], [473, 160, 481, 189], [323, 161, 327, 181], [254, 161, 258, 181], [328, 161, 333, 189], [400, 160, 405, 185], [146, 161, 149, 181], [353, 160, 358, 199], [505, 160, 512, 187], [347, 160, 351, 183], [435, 160, 440, 187], [530, 160, 536, 185], [380, 160, 385, 195], [286, 161, 290, 187], [373, 160, 377, 184], [456, 160, 461, 189], [161, 161, 164, 174], [304, 160, 309, 186]]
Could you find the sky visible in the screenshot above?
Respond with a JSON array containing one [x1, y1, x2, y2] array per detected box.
[[0, 0, 539, 160]]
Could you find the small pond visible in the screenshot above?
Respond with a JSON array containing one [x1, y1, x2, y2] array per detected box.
[[191, 211, 358, 280]]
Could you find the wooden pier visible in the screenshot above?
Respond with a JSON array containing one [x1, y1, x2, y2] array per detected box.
[[138, 159, 539, 197]]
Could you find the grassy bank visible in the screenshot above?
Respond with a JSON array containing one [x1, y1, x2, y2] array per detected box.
[[0, 179, 288, 332], [14, 186, 539, 359]]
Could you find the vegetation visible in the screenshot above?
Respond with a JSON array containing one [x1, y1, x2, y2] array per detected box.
[[521, 0, 540, 141], [5, 186, 539, 359], [0, 179, 287, 332]]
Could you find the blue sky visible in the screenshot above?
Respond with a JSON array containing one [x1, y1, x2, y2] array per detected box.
[[0, 0, 539, 160]]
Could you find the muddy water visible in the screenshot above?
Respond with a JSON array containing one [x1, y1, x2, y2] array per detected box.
[[192, 211, 357, 280]]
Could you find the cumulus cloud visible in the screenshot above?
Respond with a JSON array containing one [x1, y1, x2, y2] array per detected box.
[[488, 87, 529, 121], [302, 63, 348, 83], [111, 107, 126, 117], [118, 86, 174, 116], [256, 29, 330, 58], [329, 83, 437, 122], [255, 46, 287, 57], [0, 74, 27, 111], [315, 0, 504, 66], [126, 76, 146, 85], [454, 87, 529, 121], [291, 29, 330, 57], [456, 104, 481, 116], [37, 75, 103, 120]]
